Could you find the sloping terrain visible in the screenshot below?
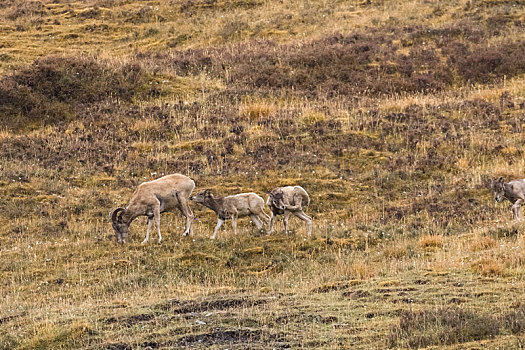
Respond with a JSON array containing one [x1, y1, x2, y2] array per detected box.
[[1, 0, 525, 348]]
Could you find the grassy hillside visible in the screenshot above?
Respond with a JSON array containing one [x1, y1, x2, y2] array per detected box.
[[2, 0, 525, 348]]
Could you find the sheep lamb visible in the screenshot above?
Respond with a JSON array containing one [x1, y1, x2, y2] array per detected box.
[[491, 176, 525, 221], [190, 189, 270, 239], [267, 186, 312, 235]]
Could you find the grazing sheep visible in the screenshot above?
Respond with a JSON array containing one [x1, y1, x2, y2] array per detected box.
[[491, 177, 525, 220], [267, 186, 312, 235], [110, 174, 195, 244], [190, 189, 270, 239]]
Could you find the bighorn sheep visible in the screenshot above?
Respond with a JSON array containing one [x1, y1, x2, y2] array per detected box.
[[267, 186, 312, 235], [491, 177, 525, 220], [190, 189, 270, 239], [110, 174, 195, 244]]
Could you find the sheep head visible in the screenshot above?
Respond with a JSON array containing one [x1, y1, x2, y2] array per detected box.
[[110, 207, 129, 244], [190, 189, 213, 204], [268, 189, 286, 214], [491, 177, 506, 202]]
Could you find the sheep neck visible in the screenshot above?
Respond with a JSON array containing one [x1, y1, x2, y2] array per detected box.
[[504, 183, 519, 203], [121, 208, 139, 224], [202, 196, 224, 214]]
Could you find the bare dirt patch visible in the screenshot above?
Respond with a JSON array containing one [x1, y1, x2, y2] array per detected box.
[[177, 328, 288, 348], [159, 295, 270, 314]]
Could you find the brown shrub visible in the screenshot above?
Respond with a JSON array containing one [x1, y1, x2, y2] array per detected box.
[[167, 33, 456, 97], [163, 25, 525, 97], [2, 0, 45, 21], [408, 22, 486, 46], [0, 78, 73, 129], [0, 56, 152, 130], [13, 56, 147, 104], [504, 304, 525, 334], [445, 41, 525, 84]]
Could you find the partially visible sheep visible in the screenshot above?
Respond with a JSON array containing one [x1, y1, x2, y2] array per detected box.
[[267, 186, 312, 235], [491, 176, 525, 220], [110, 174, 195, 244], [190, 189, 270, 239]]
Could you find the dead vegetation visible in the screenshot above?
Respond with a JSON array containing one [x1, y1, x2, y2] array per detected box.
[[1, 0, 525, 348]]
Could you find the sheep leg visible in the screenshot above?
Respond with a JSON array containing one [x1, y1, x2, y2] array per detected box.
[[513, 199, 524, 221], [142, 217, 153, 244], [154, 207, 162, 243], [178, 196, 194, 236], [268, 212, 275, 234], [284, 204, 302, 211], [258, 210, 270, 225], [250, 215, 263, 229], [232, 213, 238, 235], [283, 211, 291, 234], [292, 210, 313, 236], [257, 211, 270, 233], [211, 218, 224, 240]]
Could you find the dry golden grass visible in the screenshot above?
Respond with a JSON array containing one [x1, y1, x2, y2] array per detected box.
[[2, 0, 525, 348], [419, 235, 444, 250], [238, 100, 276, 120], [471, 235, 498, 252], [471, 257, 505, 277]]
